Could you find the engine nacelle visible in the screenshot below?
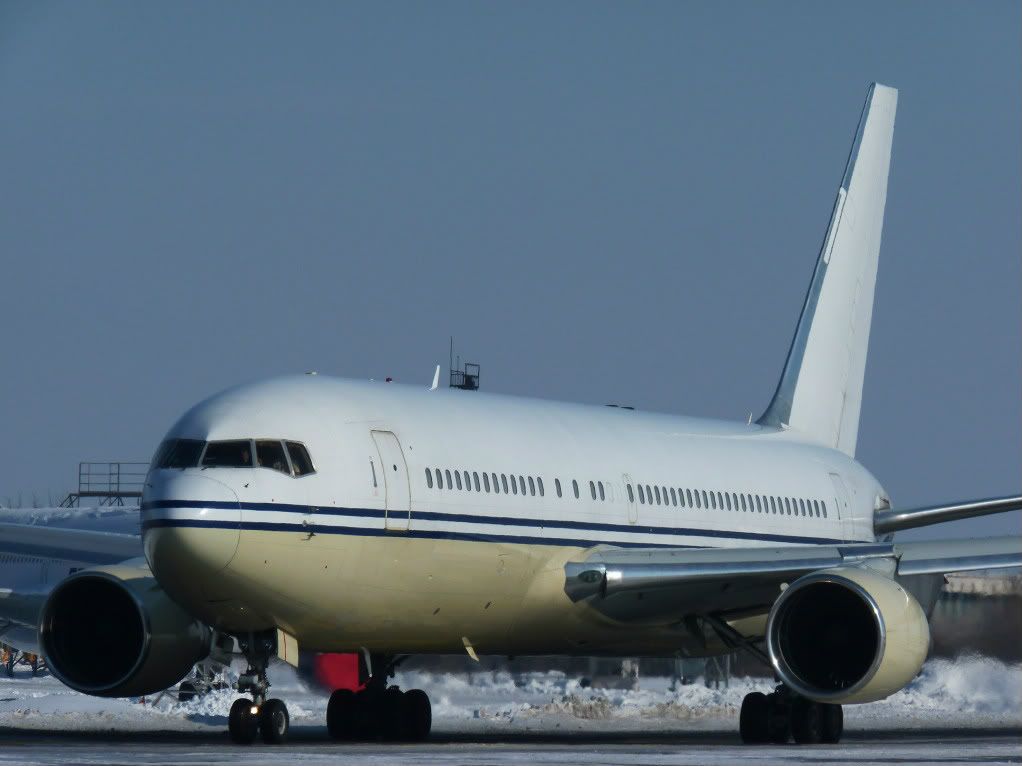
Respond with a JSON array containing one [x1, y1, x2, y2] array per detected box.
[[39, 565, 211, 697], [766, 566, 929, 704]]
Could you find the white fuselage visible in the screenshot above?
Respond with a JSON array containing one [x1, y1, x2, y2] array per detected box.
[[142, 375, 886, 657]]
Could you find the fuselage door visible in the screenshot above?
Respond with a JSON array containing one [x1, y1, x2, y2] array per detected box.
[[828, 472, 853, 540], [623, 472, 637, 524], [371, 431, 411, 531]]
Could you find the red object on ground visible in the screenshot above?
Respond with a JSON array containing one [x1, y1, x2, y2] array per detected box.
[[313, 653, 363, 691]]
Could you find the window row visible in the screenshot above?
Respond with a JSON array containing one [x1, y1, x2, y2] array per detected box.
[[424, 468, 621, 503], [423, 466, 827, 519], [153, 438, 315, 477], [627, 483, 827, 518], [426, 468, 546, 497]]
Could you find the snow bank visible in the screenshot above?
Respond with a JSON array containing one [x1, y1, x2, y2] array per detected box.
[[1, 655, 1018, 734]]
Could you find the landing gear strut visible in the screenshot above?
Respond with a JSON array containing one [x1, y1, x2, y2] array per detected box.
[[739, 685, 843, 745], [228, 631, 291, 745], [326, 655, 432, 742]]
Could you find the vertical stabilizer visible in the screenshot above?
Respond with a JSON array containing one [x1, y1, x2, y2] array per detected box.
[[758, 84, 897, 456]]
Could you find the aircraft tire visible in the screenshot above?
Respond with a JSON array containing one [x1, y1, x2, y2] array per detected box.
[[790, 697, 823, 745], [820, 703, 843, 743], [259, 698, 290, 745], [766, 693, 791, 744], [739, 691, 769, 744], [403, 689, 432, 742], [327, 689, 357, 740], [380, 687, 406, 741], [228, 698, 259, 745]]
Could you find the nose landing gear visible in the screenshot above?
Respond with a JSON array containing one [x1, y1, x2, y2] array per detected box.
[[228, 632, 292, 745]]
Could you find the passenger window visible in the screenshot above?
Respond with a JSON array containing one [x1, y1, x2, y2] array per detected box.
[[435, 468, 443, 489], [755, 495, 762, 512], [799, 498, 806, 516], [425, 468, 434, 488], [472, 472, 479, 491], [512, 475, 519, 495], [555, 478, 562, 498], [573, 480, 580, 499], [445, 469, 453, 488], [537, 477, 545, 497], [598, 482, 605, 501], [638, 485, 645, 504], [686, 489, 693, 507], [528, 476, 536, 496], [461, 470, 469, 490], [483, 473, 491, 492], [256, 440, 290, 475], [202, 440, 253, 468], [518, 476, 526, 495], [822, 501, 828, 518], [627, 484, 634, 503], [501, 474, 509, 493], [739, 495, 746, 512], [455, 471, 463, 490], [491, 473, 499, 493], [286, 442, 315, 477], [725, 493, 731, 511], [670, 488, 677, 506], [589, 481, 596, 500]]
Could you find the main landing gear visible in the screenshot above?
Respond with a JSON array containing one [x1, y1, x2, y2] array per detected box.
[[326, 655, 432, 742], [228, 633, 291, 745], [695, 615, 843, 746], [739, 685, 843, 745]]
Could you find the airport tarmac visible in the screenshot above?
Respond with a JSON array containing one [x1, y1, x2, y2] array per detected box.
[[2, 657, 1020, 765], [0, 727, 1019, 766]]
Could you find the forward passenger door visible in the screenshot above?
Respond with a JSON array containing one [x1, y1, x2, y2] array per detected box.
[[371, 431, 411, 532]]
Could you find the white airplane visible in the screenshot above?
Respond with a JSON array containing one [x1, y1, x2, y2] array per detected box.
[[1, 82, 1019, 747]]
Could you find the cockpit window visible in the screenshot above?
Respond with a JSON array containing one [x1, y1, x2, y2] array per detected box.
[[201, 440, 253, 468], [154, 439, 205, 469], [285, 442, 315, 477], [256, 440, 290, 475]]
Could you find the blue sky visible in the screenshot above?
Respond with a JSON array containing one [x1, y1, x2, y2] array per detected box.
[[0, 1, 1018, 538]]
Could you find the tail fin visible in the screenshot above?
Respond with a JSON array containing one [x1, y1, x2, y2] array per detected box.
[[758, 83, 898, 456]]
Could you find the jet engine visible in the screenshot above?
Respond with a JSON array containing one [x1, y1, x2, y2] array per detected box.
[[766, 566, 929, 705], [39, 565, 211, 697]]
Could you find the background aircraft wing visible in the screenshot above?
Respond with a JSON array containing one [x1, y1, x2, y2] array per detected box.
[[0, 522, 143, 644], [0, 521, 142, 565]]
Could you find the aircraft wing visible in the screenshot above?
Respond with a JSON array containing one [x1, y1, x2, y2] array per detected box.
[[564, 536, 1022, 623], [0, 521, 142, 565], [0, 522, 143, 649]]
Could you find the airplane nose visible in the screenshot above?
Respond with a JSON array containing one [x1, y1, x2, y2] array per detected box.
[[142, 473, 241, 599]]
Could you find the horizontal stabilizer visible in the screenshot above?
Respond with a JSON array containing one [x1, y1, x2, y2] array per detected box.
[[873, 495, 1022, 535]]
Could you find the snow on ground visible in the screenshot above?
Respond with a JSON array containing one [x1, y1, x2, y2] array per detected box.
[[1, 655, 1019, 735]]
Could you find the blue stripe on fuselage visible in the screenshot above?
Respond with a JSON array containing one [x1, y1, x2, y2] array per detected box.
[[141, 499, 845, 547]]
